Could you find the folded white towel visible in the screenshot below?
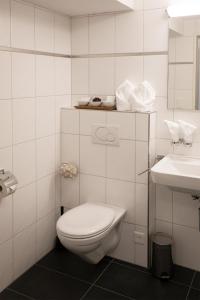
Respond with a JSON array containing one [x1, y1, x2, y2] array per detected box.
[[131, 81, 156, 112], [116, 80, 133, 111], [116, 80, 155, 112], [178, 120, 197, 144], [164, 120, 180, 143]]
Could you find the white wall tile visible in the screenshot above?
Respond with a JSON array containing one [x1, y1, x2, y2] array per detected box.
[[55, 133, 61, 171], [89, 14, 115, 54], [72, 58, 89, 95], [107, 111, 135, 140], [55, 96, 71, 133], [144, 55, 168, 98], [115, 11, 143, 53], [12, 53, 35, 98], [80, 174, 106, 204], [36, 212, 56, 260], [35, 8, 54, 52], [36, 136, 55, 179], [135, 225, 148, 267], [61, 176, 79, 208], [0, 0, 10, 47], [13, 141, 36, 187], [0, 51, 11, 99], [135, 141, 148, 184], [111, 222, 135, 264], [0, 100, 12, 148], [36, 55, 54, 97], [115, 56, 143, 89], [156, 139, 173, 156], [54, 15, 71, 55], [136, 113, 149, 141], [55, 58, 71, 96], [173, 192, 199, 229], [71, 17, 88, 55], [13, 224, 36, 279], [173, 224, 200, 270], [0, 147, 12, 171], [13, 98, 35, 144], [144, 9, 168, 52], [89, 57, 114, 95], [0, 240, 13, 292], [11, 0, 34, 49], [175, 64, 193, 90], [61, 109, 79, 135], [80, 110, 106, 135], [61, 133, 79, 165], [36, 96, 55, 138], [175, 36, 194, 62], [37, 175, 56, 219], [156, 185, 172, 222], [156, 220, 173, 236], [107, 140, 135, 182], [107, 179, 135, 223], [136, 183, 148, 226], [13, 183, 37, 234], [0, 196, 12, 244], [80, 135, 106, 177], [143, 0, 169, 9]]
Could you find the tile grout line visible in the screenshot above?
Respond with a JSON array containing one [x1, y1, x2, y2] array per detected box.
[[35, 262, 92, 286], [80, 258, 114, 300], [7, 287, 36, 300], [93, 285, 135, 300], [186, 271, 197, 300], [112, 259, 150, 275]]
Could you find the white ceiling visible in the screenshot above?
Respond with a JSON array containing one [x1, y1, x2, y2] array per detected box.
[[26, 0, 134, 16]]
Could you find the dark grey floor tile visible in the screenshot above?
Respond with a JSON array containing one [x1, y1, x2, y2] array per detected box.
[[83, 287, 133, 300], [0, 289, 33, 300], [97, 263, 189, 300], [188, 289, 200, 299], [172, 265, 195, 286], [192, 273, 200, 290], [113, 259, 149, 274], [37, 248, 111, 284], [9, 265, 90, 300]]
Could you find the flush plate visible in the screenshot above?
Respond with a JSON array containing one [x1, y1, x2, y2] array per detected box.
[[92, 124, 119, 146]]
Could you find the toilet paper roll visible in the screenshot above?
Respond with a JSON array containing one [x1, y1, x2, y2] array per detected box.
[[0, 171, 18, 199]]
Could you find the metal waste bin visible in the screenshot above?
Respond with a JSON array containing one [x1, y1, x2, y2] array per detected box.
[[151, 232, 174, 280]]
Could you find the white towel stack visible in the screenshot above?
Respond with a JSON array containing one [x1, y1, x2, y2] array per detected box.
[[116, 80, 155, 112]]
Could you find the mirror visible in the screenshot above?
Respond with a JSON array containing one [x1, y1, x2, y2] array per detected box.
[[168, 17, 200, 110]]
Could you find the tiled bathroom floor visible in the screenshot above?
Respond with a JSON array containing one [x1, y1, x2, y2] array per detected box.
[[0, 245, 200, 300]]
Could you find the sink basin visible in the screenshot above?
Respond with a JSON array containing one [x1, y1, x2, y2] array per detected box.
[[151, 154, 200, 195]]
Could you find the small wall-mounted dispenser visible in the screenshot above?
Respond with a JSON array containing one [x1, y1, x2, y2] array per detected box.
[[0, 169, 18, 199], [59, 163, 78, 179]]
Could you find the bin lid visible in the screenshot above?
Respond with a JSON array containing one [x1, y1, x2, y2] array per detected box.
[[151, 232, 173, 246]]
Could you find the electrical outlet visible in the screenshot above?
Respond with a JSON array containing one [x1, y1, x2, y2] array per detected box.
[[134, 231, 145, 245]]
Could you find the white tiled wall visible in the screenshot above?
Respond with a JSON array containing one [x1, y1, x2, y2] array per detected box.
[[0, 0, 71, 291], [71, 0, 200, 272], [61, 108, 156, 267]]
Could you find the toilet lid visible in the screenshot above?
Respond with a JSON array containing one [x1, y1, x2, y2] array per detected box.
[[57, 203, 115, 239]]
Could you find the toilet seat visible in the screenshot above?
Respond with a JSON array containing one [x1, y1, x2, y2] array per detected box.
[[57, 203, 115, 239]]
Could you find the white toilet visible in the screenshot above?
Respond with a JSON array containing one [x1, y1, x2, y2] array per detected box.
[[56, 202, 126, 264]]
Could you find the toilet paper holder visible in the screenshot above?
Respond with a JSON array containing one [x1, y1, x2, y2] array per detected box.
[[0, 169, 18, 199]]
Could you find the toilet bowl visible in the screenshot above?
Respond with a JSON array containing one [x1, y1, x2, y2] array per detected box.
[[56, 202, 126, 264]]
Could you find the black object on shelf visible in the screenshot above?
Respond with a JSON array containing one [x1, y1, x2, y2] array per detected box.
[[151, 232, 174, 280]]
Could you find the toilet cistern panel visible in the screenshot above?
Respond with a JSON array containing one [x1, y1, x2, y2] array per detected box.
[[92, 124, 119, 146]]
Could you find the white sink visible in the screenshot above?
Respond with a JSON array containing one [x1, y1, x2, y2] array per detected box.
[[151, 154, 200, 195]]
